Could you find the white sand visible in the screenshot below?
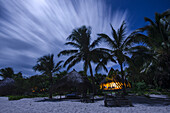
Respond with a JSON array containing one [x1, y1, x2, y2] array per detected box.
[[0, 97, 170, 113]]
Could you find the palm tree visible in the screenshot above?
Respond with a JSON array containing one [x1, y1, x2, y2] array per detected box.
[[58, 26, 115, 94], [98, 21, 146, 94], [0, 67, 14, 79], [33, 54, 63, 99], [137, 10, 170, 53], [125, 48, 154, 85], [132, 10, 170, 88]]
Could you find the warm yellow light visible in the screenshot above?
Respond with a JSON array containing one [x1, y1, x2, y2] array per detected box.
[[100, 81, 131, 90]]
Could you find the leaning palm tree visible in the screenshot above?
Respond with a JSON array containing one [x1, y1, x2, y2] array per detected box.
[[33, 54, 63, 99], [58, 26, 115, 94], [98, 21, 146, 94]]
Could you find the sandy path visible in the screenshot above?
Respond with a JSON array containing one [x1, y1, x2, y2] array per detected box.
[[0, 97, 170, 113]]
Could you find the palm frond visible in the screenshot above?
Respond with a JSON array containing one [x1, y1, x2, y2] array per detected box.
[[0, 67, 14, 78], [123, 33, 150, 48], [97, 33, 117, 48], [110, 24, 118, 45], [128, 46, 150, 52], [95, 48, 113, 53], [53, 60, 63, 72], [161, 9, 170, 17], [33, 63, 46, 72], [67, 29, 80, 42], [123, 55, 132, 65], [118, 21, 126, 46], [32, 64, 38, 71], [53, 64, 63, 73], [58, 50, 78, 57], [63, 54, 78, 67], [67, 57, 82, 71], [65, 42, 80, 48], [137, 26, 151, 32], [95, 63, 102, 73], [144, 17, 156, 27], [95, 62, 108, 73], [89, 37, 101, 49]]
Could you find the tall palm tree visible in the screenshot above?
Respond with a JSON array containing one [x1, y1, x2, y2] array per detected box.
[[132, 10, 170, 88], [58, 26, 115, 94], [33, 54, 63, 99], [98, 21, 146, 94]]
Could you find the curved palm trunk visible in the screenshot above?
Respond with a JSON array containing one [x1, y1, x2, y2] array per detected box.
[[49, 72, 53, 99], [88, 63, 95, 94], [120, 63, 126, 96]]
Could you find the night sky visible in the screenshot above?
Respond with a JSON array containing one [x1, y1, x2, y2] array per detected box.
[[0, 0, 169, 78]]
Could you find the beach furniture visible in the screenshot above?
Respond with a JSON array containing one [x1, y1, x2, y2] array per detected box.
[[104, 94, 133, 107]]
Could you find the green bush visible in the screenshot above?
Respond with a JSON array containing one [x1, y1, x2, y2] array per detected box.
[[136, 81, 147, 91], [132, 81, 147, 95]]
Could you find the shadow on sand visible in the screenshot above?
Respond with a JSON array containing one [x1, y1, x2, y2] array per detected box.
[[35, 96, 170, 106], [35, 97, 104, 103], [127, 95, 170, 106]]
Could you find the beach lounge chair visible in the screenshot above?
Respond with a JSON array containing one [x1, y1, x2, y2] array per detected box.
[[104, 94, 133, 107]]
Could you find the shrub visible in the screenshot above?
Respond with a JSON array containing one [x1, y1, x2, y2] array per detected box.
[[136, 81, 147, 91], [132, 81, 147, 95]]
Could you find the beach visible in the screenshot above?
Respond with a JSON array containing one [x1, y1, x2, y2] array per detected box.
[[0, 96, 170, 113]]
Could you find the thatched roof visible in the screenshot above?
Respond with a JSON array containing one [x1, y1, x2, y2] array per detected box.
[[100, 68, 122, 84], [0, 78, 15, 87], [0, 78, 15, 95], [53, 69, 91, 93], [63, 69, 84, 84], [100, 78, 112, 84]]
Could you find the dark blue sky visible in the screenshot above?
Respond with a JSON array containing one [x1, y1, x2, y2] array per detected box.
[[0, 0, 169, 78], [107, 0, 170, 30]]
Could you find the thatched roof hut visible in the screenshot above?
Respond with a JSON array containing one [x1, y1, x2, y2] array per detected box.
[[100, 68, 131, 91], [0, 78, 15, 95], [53, 69, 91, 94]]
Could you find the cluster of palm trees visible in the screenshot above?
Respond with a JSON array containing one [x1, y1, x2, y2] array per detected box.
[[0, 10, 169, 99], [7, 9, 167, 99]]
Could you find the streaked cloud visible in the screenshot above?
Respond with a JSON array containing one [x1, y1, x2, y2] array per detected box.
[[0, 0, 129, 76]]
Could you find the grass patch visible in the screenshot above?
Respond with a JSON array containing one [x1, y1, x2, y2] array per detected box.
[[8, 95, 33, 100], [8, 94, 49, 100], [161, 92, 170, 97]]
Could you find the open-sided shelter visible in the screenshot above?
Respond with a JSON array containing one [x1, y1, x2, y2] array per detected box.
[[100, 68, 131, 91]]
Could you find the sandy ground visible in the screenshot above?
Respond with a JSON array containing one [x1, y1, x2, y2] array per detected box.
[[0, 96, 170, 113]]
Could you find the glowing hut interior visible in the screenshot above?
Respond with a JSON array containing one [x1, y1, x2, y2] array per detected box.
[[100, 68, 131, 91]]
